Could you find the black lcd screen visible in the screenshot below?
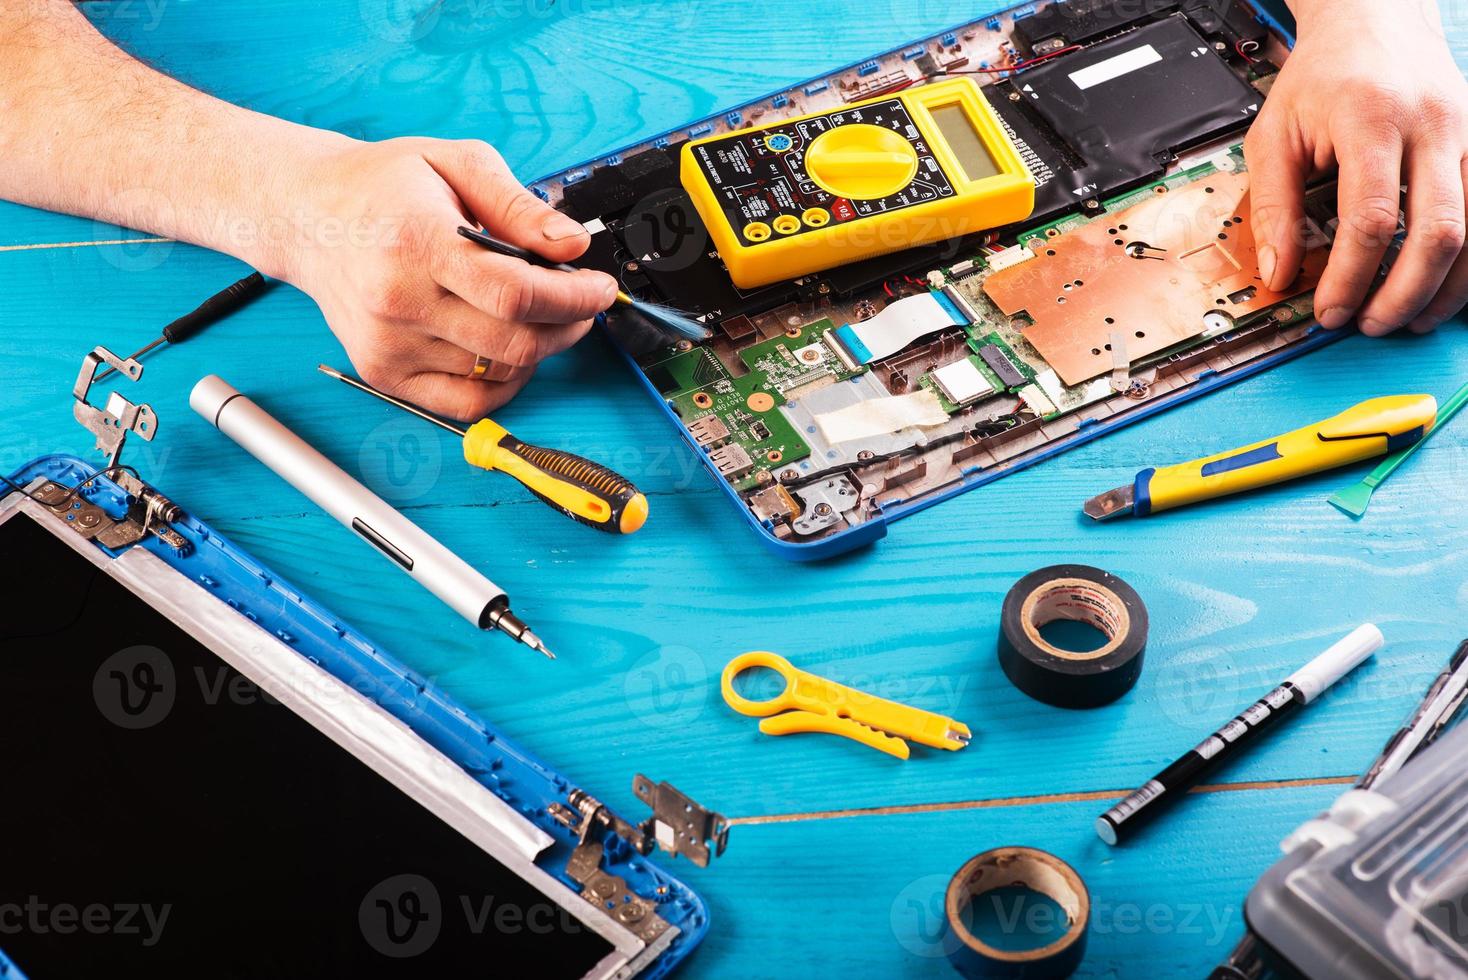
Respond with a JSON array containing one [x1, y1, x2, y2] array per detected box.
[[0, 510, 617, 978]]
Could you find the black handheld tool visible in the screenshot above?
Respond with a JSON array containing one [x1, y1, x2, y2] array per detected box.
[[96, 271, 269, 382]]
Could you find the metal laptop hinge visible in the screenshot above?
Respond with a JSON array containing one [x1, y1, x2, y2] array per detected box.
[[30, 344, 188, 553], [550, 774, 730, 867], [563, 839, 671, 944], [29, 475, 189, 554], [73, 345, 156, 471], [550, 775, 729, 940]]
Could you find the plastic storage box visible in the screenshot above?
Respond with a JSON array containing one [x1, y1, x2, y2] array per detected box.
[[1246, 722, 1468, 978]]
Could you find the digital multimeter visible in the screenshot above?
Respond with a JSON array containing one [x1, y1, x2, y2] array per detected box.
[[680, 76, 1035, 289]]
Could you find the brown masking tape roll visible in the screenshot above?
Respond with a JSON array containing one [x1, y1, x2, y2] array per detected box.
[[944, 846, 1090, 979]]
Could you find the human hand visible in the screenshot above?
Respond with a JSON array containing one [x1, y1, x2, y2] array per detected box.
[[285, 137, 616, 419], [1246, 0, 1468, 335]]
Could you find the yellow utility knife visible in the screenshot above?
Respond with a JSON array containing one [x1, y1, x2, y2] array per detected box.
[[721, 651, 971, 760], [1084, 394, 1439, 520]]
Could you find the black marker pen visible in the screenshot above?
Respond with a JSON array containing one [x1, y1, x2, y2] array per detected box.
[[1097, 624, 1382, 846]]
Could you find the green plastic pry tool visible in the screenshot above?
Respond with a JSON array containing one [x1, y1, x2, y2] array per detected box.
[[1328, 381, 1468, 519]]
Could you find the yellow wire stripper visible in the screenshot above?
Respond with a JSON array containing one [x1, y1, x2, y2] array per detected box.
[[1084, 394, 1439, 520], [720, 651, 971, 760]]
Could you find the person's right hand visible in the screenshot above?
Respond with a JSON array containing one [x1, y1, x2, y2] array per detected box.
[[284, 137, 616, 420], [1245, 0, 1468, 337]]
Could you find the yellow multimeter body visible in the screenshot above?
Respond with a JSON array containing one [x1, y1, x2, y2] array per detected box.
[[679, 77, 1035, 289]]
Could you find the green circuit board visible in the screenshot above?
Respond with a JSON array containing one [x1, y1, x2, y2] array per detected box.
[[651, 345, 813, 492]]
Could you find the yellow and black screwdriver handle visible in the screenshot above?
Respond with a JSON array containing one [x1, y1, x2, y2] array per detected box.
[[1131, 394, 1439, 516], [462, 419, 648, 534]]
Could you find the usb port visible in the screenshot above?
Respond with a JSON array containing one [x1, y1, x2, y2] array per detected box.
[[689, 415, 731, 448], [710, 445, 754, 481]]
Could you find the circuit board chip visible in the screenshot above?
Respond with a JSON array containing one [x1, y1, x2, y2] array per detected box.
[[978, 344, 1026, 388], [931, 359, 996, 406]]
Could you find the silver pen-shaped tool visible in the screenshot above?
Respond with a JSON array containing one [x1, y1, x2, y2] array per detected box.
[[1358, 638, 1468, 790], [190, 375, 553, 659]]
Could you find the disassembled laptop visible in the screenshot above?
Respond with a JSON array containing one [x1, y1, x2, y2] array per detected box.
[[530, 0, 1396, 556]]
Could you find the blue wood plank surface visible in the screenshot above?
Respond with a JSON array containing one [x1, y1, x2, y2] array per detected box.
[[3, 2, 1467, 975]]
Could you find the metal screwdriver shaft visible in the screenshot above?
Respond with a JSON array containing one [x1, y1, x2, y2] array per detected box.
[[97, 272, 268, 383], [317, 364, 467, 436]]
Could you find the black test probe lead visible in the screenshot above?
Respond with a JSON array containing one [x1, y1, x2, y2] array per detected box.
[[95, 271, 269, 383]]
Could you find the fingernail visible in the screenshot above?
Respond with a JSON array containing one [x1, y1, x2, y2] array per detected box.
[[1357, 317, 1389, 336], [1408, 316, 1440, 335], [1317, 307, 1352, 330], [543, 212, 588, 241], [1257, 245, 1276, 287]]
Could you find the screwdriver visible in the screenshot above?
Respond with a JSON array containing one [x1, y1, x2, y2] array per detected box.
[[318, 365, 649, 534], [96, 272, 269, 383]]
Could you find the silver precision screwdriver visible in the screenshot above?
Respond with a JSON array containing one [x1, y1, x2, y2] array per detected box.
[[190, 374, 554, 659]]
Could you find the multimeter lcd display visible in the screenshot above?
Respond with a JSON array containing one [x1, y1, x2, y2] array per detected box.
[[929, 104, 1002, 183]]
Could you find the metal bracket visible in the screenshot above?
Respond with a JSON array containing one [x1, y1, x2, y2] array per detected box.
[[791, 476, 860, 536], [549, 775, 728, 941], [72, 346, 156, 470], [564, 840, 671, 944], [632, 775, 730, 867], [29, 477, 188, 554], [550, 774, 729, 868]]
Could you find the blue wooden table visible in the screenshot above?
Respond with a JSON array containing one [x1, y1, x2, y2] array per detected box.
[[5, 2, 1468, 975]]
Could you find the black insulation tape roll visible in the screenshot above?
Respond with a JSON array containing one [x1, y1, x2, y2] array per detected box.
[[998, 565, 1147, 709], [944, 847, 1090, 979]]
